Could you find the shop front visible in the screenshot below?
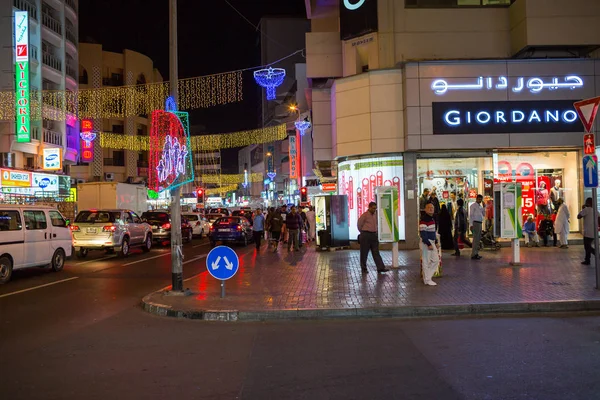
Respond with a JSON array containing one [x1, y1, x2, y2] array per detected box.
[[0, 168, 71, 202], [403, 58, 600, 247]]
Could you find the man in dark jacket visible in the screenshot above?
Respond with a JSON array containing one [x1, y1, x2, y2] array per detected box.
[[266, 207, 283, 252], [452, 198, 472, 256], [285, 206, 303, 251]]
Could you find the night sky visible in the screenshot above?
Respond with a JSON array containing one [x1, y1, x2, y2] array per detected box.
[[79, 0, 307, 172]]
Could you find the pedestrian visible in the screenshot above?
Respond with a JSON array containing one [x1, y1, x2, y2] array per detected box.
[[266, 207, 283, 252], [252, 208, 265, 251], [448, 192, 457, 221], [280, 205, 288, 243], [419, 188, 430, 213], [577, 197, 596, 264], [522, 215, 540, 247], [420, 203, 439, 286], [452, 198, 472, 256], [357, 201, 389, 273], [299, 208, 308, 248], [429, 191, 441, 225], [438, 204, 454, 250], [306, 206, 316, 241], [469, 194, 485, 260], [538, 213, 555, 247], [554, 198, 570, 248], [285, 206, 302, 252]]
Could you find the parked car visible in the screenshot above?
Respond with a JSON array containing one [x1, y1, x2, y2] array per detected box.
[[71, 209, 152, 258], [232, 209, 254, 225], [141, 211, 194, 244], [208, 216, 253, 247], [205, 213, 225, 224], [182, 212, 211, 238], [0, 205, 72, 284], [208, 208, 230, 216]]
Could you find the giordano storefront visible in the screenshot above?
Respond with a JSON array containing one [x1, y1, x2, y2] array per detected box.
[[404, 58, 599, 244]]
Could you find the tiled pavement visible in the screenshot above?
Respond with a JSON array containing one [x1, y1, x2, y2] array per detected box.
[[143, 242, 600, 320]]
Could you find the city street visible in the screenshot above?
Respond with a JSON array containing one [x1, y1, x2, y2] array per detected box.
[[1, 239, 599, 399]]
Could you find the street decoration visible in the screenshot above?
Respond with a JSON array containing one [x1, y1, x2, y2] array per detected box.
[[201, 172, 263, 184], [148, 97, 194, 193], [294, 119, 312, 136], [254, 67, 286, 101]]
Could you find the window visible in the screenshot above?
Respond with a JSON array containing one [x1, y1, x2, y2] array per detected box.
[[405, 0, 513, 7], [0, 211, 22, 231], [49, 210, 67, 227], [125, 212, 134, 223], [113, 151, 125, 166], [75, 211, 120, 223], [112, 125, 124, 134], [24, 211, 48, 230], [130, 212, 141, 223]]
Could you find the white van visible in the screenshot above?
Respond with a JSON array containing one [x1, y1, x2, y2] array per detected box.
[[0, 205, 72, 284]]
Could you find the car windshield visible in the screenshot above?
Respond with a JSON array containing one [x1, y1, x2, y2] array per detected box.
[[75, 211, 120, 223], [184, 214, 199, 221], [216, 217, 240, 225], [141, 212, 170, 223]]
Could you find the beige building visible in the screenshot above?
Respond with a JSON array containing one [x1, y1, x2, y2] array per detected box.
[[71, 43, 163, 184], [304, 0, 600, 247]]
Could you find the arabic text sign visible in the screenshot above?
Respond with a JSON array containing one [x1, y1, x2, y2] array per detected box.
[[432, 100, 584, 134], [14, 11, 29, 143], [431, 75, 584, 96], [1, 169, 31, 187]]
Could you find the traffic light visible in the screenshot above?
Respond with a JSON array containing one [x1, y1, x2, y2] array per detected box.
[[300, 187, 308, 203], [197, 188, 205, 203]]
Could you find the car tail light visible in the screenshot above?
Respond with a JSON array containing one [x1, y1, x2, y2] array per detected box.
[[70, 225, 80, 232], [103, 225, 117, 232], [210, 225, 214, 231], [162, 222, 171, 230], [236, 225, 242, 231]]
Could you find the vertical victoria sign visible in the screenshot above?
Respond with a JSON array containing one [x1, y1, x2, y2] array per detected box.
[[15, 11, 30, 143]]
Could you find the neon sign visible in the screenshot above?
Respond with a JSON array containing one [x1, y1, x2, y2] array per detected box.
[[14, 11, 30, 143], [431, 75, 584, 95], [80, 119, 95, 163], [432, 100, 584, 135], [344, 0, 366, 10], [289, 135, 298, 179]]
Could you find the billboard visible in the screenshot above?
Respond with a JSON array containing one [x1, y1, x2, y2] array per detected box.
[[339, 0, 378, 41], [14, 11, 30, 143], [338, 156, 405, 240]]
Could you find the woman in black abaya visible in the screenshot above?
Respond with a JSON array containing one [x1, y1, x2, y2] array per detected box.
[[438, 204, 454, 250]]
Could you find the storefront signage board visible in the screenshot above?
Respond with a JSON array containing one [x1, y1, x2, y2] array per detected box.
[[42, 148, 62, 170], [321, 183, 337, 192], [14, 11, 30, 143], [375, 186, 399, 243], [339, 0, 377, 40], [432, 100, 583, 134], [289, 135, 298, 179], [500, 182, 522, 239], [1, 169, 31, 187]]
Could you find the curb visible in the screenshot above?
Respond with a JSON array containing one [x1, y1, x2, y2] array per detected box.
[[141, 293, 600, 322]]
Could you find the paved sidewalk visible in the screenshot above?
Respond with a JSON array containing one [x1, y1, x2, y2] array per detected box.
[[142, 243, 600, 321]]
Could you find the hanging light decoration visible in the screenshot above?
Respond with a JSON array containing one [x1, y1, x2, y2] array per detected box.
[[267, 172, 277, 180], [294, 119, 312, 136], [253, 67, 286, 101]]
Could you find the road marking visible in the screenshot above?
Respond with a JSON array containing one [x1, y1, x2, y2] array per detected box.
[[122, 252, 171, 266], [193, 242, 210, 248], [0, 277, 79, 298], [183, 254, 207, 265], [74, 255, 116, 265]]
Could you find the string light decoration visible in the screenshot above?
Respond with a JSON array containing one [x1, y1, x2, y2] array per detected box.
[[294, 119, 312, 136], [100, 123, 287, 151], [148, 97, 194, 193], [253, 67, 286, 100], [205, 184, 238, 196], [0, 71, 243, 121], [201, 172, 263, 185]]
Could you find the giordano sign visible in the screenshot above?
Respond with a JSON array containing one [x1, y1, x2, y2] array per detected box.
[[344, 0, 366, 10]]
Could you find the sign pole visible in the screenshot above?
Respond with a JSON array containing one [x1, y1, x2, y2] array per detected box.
[[593, 188, 600, 289], [169, 0, 183, 292], [221, 280, 225, 298], [392, 242, 399, 268]]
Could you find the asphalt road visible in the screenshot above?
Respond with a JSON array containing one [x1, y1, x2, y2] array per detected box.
[[1, 238, 600, 400]]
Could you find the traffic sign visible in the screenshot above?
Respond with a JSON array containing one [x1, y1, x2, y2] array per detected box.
[[574, 97, 600, 133], [583, 155, 598, 188], [584, 133, 596, 155], [206, 246, 239, 281]]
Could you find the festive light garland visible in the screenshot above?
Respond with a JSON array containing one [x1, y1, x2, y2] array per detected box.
[[254, 67, 286, 101], [201, 172, 263, 185], [100, 123, 287, 151], [205, 184, 238, 195], [0, 71, 243, 121]]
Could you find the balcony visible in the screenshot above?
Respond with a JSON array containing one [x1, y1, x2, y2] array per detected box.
[[65, 0, 77, 13], [31, 126, 41, 141], [66, 134, 78, 149], [102, 77, 124, 87], [43, 128, 63, 146], [137, 160, 149, 168], [104, 158, 125, 167], [66, 28, 77, 46], [14, 0, 38, 21], [30, 44, 39, 63], [42, 13, 62, 36], [66, 64, 76, 80], [42, 51, 62, 72]]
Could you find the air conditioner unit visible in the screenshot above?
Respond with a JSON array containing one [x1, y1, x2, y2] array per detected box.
[[76, 179, 86, 184], [70, 178, 77, 185], [104, 173, 115, 181]]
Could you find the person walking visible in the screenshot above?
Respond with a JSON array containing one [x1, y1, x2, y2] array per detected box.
[[469, 194, 485, 260], [357, 201, 389, 273], [280, 205, 289, 244], [299, 208, 308, 248], [306, 206, 316, 242], [252, 208, 265, 251], [285, 206, 302, 252], [438, 204, 454, 250], [266, 207, 283, 252], [452, 198, 472, 256], [419, 188, 430, 213], [555, 198, 570, 248], [420, 203, 439, 286], [429, 191, 441, 226], [578, 197, 596, 264]]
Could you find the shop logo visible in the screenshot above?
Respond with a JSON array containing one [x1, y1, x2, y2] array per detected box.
[[16, 44, 27, 57], [45, 153, 58, 161], [443, 109, 578, 126], [344, 0, 366, 10], [431, 75, 584, 95], [38, 178, 50, 189]]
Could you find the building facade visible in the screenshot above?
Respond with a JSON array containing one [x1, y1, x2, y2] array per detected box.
[[304, 0, 600, 247], [71, 43, 163, 184]]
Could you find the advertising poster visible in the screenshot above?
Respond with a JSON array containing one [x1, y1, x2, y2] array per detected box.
[[500, 182, 522, 239], [338, 156, 405, 240], [42, 148, 62, 170], [376, 186, 399, 243]]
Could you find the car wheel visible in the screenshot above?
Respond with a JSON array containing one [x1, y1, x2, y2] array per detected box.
[[0, 256, 13, 284], [51, 249, 65, 272], [119, 238, 130, 258], [142, 235, 152, 252], [77, 248, 88, 259]]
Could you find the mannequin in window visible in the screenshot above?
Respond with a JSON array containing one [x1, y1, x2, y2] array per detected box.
[[535, 181, 550, 215], [550, 179, 562, 211]]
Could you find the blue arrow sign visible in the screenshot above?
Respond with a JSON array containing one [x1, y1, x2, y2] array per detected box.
[[206, 246, 239, 280], [583, 155, 598, 188]]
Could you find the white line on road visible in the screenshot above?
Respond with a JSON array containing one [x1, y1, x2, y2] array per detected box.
[[193, 242, 210, 248], [183, 254, 207, 265], [0, 277, 79, 298], [122, 252, 171, 266], [74, 255, 116, 266]]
